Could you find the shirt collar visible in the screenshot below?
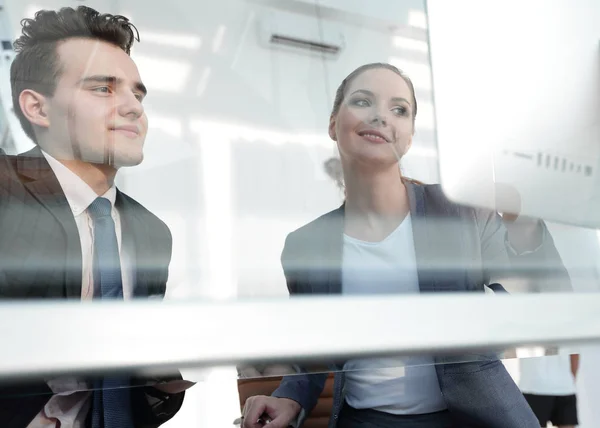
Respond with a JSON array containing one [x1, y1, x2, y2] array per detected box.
[[41, 150, 117, 216]]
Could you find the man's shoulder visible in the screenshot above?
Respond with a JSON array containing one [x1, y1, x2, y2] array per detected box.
[[0, 149, 25, 198], [117, 191, 171, 238], [0, 148, 18, 174]]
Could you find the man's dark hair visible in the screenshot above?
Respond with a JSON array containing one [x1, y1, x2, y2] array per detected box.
[[10, 6, 140, 142]]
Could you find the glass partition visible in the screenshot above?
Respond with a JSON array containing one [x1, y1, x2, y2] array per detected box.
[[0, 0, 599, 427]]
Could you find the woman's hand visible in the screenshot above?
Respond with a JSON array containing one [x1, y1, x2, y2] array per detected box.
[[496, 183, 543, 253], [242, 395, 301, 428]]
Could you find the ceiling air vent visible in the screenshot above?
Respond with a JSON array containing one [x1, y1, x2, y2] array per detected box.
[[259, 9, 345, 57]]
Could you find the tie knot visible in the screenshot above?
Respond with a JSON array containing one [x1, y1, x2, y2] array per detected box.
[[88, 197, 112, 220]]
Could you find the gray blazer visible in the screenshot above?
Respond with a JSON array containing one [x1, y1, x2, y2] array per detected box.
[[272, 181, 571, 428]]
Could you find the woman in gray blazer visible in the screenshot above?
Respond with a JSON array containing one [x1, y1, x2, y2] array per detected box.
[[242, 63, 570, 428]]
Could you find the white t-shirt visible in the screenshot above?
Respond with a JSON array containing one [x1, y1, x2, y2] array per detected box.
[[519, 350, 577, 396], [341, 215, 447, 415]]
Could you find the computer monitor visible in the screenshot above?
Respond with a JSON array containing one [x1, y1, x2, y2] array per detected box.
[[427, 0, 600, 228]]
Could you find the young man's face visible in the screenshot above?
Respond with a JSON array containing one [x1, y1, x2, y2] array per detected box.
[[44, 37, 148, 168]]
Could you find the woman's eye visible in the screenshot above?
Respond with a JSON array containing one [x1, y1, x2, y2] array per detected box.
[[352, 98, 370, 107], [392, 106, 408, 116]]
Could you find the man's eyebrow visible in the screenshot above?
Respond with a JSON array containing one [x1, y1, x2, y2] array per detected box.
[[77, 75, 148, 96]]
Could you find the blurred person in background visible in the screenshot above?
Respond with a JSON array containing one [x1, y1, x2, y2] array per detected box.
[[0, 6, 191, 427], [520, 349, 580, 428], [242, 63, 571, 428]]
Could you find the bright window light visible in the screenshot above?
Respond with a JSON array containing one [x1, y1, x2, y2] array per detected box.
[[393, 36, 429, 53], [415, 102, 435, 130], [408, 9, 428, 29], [24, 4, 42, 19], [145, 112, 183, 138], [139, 30, 202, 50], [196, 67, 212, 96], [19, 5, 42, 39], [203, 367, 240, 426], [212, 25, 227, 53], [190, 122, 236, 300], [408, 146, 437, 158], [389, 57, 432, 91], [187, 119, 337, 300], [120, 10, 135, 25], [132, 54, 191, 93], [190, 119, 331, 148]]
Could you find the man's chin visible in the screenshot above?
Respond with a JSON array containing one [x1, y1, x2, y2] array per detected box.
[[113, 154, 144, 169]]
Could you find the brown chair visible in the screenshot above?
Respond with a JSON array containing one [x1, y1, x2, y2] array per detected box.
[[238, 373, 335, 428]]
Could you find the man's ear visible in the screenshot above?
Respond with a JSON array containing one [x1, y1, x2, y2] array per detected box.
[[19, 89, 50, 129], [328, 115, 337, 141]]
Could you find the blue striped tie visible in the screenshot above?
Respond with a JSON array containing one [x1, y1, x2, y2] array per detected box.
[[88, 197, 134, 428]]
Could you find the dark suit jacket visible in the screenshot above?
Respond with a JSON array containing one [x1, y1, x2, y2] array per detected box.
[[272, 181, 571, 428], [0, 147, 184, 427]]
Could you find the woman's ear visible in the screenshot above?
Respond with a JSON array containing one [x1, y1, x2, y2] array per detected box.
[[19, 89, 50, 129], [328, 115, 337, 141]]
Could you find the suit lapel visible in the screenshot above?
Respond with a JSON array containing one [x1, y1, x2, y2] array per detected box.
[[116, 191, 151, 298], [17, 148, 83, 298]]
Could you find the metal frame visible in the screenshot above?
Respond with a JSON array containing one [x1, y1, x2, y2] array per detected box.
[[1, 293, 598, 380]]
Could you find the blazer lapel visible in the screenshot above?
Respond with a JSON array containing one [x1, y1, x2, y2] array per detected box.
[[407, 181, 469, 294], [323, 206, 345, 294], [321, 184, 435, 295], [406, 181, 437, 294], [312, 181, 465, 296], [17, 148, 82, 298]]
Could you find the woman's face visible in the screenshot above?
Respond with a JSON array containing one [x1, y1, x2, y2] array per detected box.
[[329, 68, 414, 169]]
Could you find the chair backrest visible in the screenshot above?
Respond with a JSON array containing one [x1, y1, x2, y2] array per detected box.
[[238, 373, 335, 428]]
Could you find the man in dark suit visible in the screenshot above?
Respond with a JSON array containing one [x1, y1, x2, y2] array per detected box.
[[0, 6, 188, 427]]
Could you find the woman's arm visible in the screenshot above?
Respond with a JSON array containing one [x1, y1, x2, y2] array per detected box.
[[476, 208, 572, 293], [502, 215, 543, 254], [273, 233, 328, 414], [570, 353, 580, 379]]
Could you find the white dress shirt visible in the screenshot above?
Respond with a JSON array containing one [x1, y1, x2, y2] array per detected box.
[[42, 150, 134, 300], [27, 151, 133, 427]]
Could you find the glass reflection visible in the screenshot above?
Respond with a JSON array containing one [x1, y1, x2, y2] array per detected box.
[[0, 0, 598, 427]]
